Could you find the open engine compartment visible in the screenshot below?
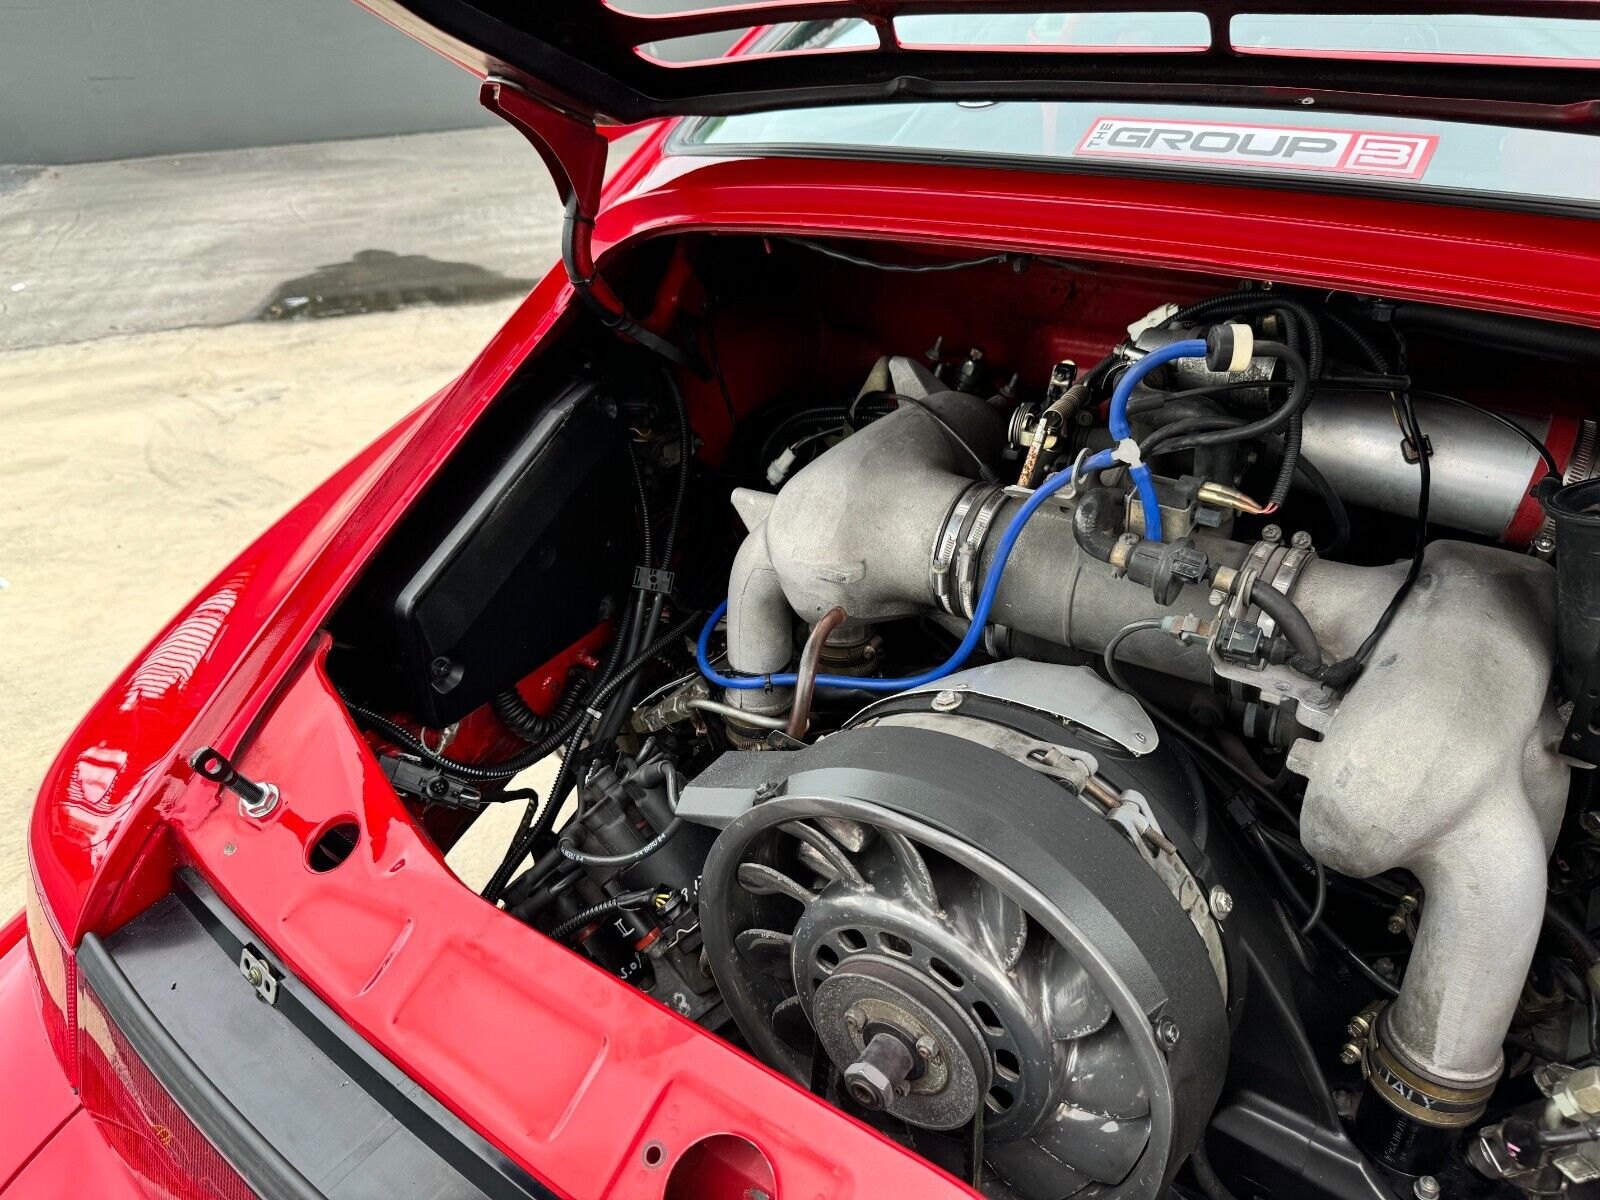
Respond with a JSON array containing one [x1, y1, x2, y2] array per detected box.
[[325, 231, 1600, 1200]]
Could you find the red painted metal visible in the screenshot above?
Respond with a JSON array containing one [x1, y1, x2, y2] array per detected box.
[[17, 107, 1600, 1199], [1, 1112, 142, 1200]]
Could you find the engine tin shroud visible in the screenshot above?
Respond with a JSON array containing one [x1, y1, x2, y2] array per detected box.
[[691, 724, 1231, 1198]]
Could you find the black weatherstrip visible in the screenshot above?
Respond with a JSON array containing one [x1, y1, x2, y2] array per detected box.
[[79, 871, 558, 1200], [77, 933, 324, 1200]]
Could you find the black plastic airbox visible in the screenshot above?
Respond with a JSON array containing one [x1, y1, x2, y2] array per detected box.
[[339, 379, 629, 727]]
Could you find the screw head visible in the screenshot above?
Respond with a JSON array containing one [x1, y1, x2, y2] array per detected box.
[[1261, 524, 1283, 544], [1208, 886, 1234, 920], [247, 965, 263, 986], [931, 690, 963, 712], [1535, 533, 1557, 555], [1290, 530, 1314, 550], [1155, 1017, 1181, 1050], [222, 842, 237, 857], [1340, 1042, 1363, 1066], [1414, 1174, 1441, 1200]]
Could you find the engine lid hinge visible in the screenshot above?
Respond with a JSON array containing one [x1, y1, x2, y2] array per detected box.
[[480, 79, 607, 221]]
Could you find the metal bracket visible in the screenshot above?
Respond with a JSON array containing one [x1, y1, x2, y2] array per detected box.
[[239, 946, 279, 1006]]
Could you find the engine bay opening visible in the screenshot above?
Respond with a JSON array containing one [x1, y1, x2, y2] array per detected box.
[[323, 230, 1600, 1200]]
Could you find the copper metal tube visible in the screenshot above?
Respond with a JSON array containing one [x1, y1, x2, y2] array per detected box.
[[787, 606, 849, 740]]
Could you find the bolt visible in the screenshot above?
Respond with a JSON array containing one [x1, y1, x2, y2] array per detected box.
[[1208, 588, 1226, 607], [915, 1034, 939, 1062], [1155, 1017, 1181, 1050], [1386, 894, 1420, 935], [1261, 524, 1283, 544], [1535, 533, 1557, 555], [844, 1008, 863, 1033], [1208, 886, 1234, 920], [1340, 1042, 1363, 1066], [430, 656, 452, 681], [222, 842, 236, 856], [1291, 530, 1314, 550], [1300, 96, 1315, 106], [246, 965, 263, 986], [931, 690, 963, 712], [843, 1032, 917, 1111], [1414, 1174, 1441, 1200]]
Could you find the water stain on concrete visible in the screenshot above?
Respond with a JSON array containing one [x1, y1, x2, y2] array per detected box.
[[256, 248, 534, 321], [0, 165, 47, 200]]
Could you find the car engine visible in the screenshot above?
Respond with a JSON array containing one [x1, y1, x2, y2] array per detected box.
[[330, 239, 1600, 1200]]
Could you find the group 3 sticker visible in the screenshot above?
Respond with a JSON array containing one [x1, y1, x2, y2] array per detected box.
[[1077, 116, 1438, 180]]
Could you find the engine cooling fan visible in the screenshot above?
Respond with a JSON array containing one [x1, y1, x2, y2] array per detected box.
[[694, 718, 1230, 1200]]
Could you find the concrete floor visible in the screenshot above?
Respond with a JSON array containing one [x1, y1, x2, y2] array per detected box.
[[0, 127, 602, 912], [0, 126, 556, 351]]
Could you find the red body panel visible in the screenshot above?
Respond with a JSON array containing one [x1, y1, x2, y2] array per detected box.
[[18, 116, 1600, 1196], [0, 918, 141, 1198]]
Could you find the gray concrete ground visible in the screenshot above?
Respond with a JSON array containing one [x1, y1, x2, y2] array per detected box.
[[1, 127, 558, 351], [0, 127, 608, 912]]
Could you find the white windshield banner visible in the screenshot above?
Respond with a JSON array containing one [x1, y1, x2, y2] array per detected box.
[[1076, 116, 1437, 180]]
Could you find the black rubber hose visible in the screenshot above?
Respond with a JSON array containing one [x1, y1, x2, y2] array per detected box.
[[483, 722, 585, 902], [658, 369, 692, 571], [501, 842, 568, 912], [1166, 295, 1324, 510], [1145, 342, 1311, 456], [1247, 579, 1323, 667], [550, 890, 657, 941], [562, 819, 684, 870], [1322, 308, 1391, 374], [1071, 486, 1124, 564], [1384, 301, 1600, 365], [559, 769, 684, 871], [493, 665, 593, 744], [599, 372, 695, 740]]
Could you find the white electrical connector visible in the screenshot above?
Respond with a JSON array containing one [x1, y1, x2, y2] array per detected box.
[[1126, 302, 1181, 342], [766, 446, 798, 488]]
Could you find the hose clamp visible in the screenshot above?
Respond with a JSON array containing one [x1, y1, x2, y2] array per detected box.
[[1237, 538, 1316, 640], [931, 481, 989, 615], [956, 486, 1012, 619], [931, 482, 1005, 616], [1356, 1003, 1497, 1129]]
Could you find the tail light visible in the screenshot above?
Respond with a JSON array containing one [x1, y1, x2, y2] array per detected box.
[[27, 870, 253, 1200], [25, 872, 76, 1085]]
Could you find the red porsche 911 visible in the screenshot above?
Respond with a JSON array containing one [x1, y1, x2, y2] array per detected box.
[[10, 5, 1600, 1199]]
